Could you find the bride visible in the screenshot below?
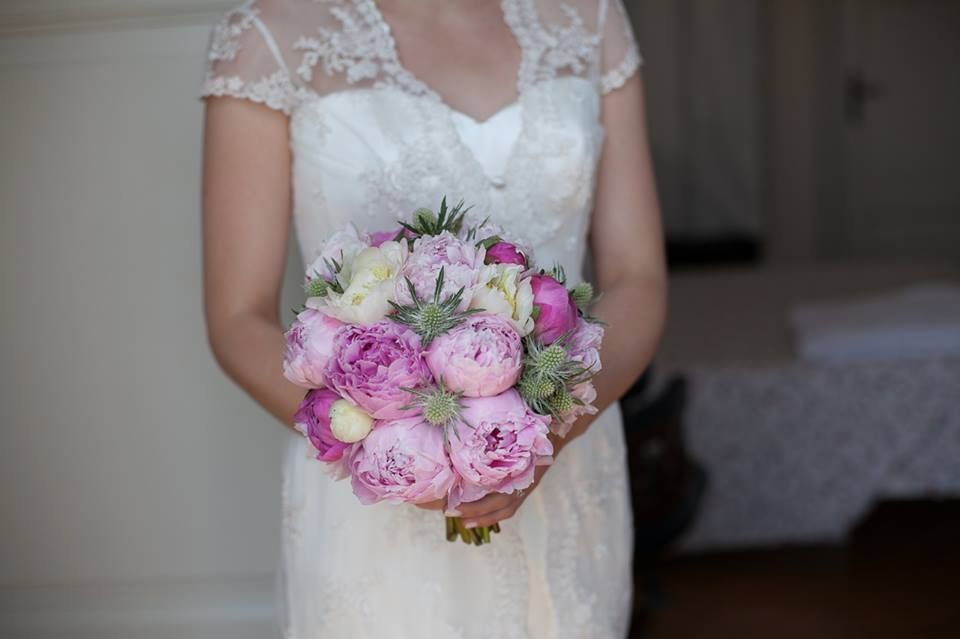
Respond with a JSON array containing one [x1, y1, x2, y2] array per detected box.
[[200, 0, 665, 636]]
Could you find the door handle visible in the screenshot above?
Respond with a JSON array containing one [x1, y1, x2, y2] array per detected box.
[[845, 70, 886, 125]]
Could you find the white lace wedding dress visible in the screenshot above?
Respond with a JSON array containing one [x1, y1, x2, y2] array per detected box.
[[200, 1, 641, 636]]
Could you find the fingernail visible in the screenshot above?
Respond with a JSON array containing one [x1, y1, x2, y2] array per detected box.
[[444, 509, 461, 517], [464, 521, 477, 529]]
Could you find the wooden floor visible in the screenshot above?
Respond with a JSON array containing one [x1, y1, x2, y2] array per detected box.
[[637, 501, 960, 639]]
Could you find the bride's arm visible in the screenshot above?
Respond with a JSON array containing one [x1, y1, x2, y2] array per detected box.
[[559, 70, 668, 448], [202, 97, 306, 429], [454, 72, 666, 527]]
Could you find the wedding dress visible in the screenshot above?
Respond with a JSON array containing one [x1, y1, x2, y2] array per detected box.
[[200, 1, 642, 636]]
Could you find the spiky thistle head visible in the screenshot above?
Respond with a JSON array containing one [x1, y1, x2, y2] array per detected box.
[[388, 267, 481, 346], [304, 277, 329, 298], [398, 197, 471, 238], [519, 335, 593, 417], [405, 383, 464, 428], [569, 282, 595, 312]]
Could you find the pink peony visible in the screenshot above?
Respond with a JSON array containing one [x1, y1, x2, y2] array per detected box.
[[325, 319, 433, 420], [395, 231, 484, 309], [553, 381, 599, 438], [484, 241, 527, 267], [283, 309, 345, 389], [530, 274, 579, 345], [370, 228, 412, 247], [447, 389, 554, 507], [425, 314, 522, 397], [294, 388, 350, 465], [348, 416, 457, 505], [566, 317, 604, 374]]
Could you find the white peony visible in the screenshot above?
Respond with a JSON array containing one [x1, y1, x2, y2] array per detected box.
[[329, 400, 374, 443], [469, 263, 535, 336], [307, 241, 408, 325]]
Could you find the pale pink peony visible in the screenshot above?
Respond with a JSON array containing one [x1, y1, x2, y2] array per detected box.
[[530, 274, 579, 344], [553, 381, 599, 438], [425, 314, 522, 397], [348, 416, 457, 505], [565, 317, 604, 374], [293, 389, 351, 477], [394, 231, 484, 309], [283, 309, 345, 389], [325, 320, 433, 420], [484, 241, 527, 267], [305, 223, 371, 280], [447, 390, 554, 507]]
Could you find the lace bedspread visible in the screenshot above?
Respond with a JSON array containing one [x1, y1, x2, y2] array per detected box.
[[677, 357, 960, 551]]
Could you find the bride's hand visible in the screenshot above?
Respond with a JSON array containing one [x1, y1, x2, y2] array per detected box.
[[455, 463, 551, 529]]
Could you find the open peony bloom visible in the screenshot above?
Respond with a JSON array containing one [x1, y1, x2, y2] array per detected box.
[[325, 319, 433, 420], [395, 231, 484, 309], [348, 416, 457, 505], [447, 389, 554, 507], [307, 241, 408, 325], [484, 241, 527, 267], [294, 389, 350, 468], [530, 274, 579, 344], [283, 309, 345, 389], [426, 314, 522, 397], [470, 263, 535, 336]]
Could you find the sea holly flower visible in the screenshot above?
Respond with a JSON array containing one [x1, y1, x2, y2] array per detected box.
[[389, 268, 482, 347]]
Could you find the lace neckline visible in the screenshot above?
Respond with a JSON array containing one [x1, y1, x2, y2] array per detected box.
[[360, 0, 526, 125]]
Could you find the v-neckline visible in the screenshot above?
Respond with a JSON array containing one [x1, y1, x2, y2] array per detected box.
[[361, 0, 526, 126]]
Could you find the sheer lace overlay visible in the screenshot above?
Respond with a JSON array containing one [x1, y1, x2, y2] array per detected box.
[[200, 2, 640, 637]]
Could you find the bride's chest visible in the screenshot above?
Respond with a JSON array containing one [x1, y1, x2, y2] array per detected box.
[[288, 76, 604, 240]]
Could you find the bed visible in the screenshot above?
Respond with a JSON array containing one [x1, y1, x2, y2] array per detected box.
[[653, 259, 960, 551]]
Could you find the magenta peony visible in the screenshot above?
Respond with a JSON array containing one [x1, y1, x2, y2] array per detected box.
[[530, 274, 579, 344], [325, 319, 433, 420], [394, 231, 484, 309], [348, 416, 457, 505], [283, 309, 345, 389], [425, 314, 522, 397], [484, 241, 527, 267], [447, 389, 554, 507], [293, 389, 350, 465]]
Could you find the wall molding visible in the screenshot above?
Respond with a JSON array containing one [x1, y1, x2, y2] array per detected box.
[[0, 575, 276, 639], [0, 0, 235, 36]]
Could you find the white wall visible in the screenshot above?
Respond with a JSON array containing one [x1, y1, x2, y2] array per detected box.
[[0, 3, 298, 636]]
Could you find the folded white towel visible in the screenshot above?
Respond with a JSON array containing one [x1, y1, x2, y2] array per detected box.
[[790, 283, 960, 364]]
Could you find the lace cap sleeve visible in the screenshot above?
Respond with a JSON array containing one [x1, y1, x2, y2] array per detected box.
[[200, 0, 300, 115], [599, 0, 642, 95]]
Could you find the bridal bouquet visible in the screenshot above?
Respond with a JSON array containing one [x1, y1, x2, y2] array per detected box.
[[283, 199, 604, 545]]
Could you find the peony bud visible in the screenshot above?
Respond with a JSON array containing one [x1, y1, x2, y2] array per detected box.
[[484, 241, 527, 267], [329, 400, 374, 443]]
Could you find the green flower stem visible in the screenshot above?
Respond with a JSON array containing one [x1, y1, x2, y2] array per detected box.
[[444, 516, 497, 546]]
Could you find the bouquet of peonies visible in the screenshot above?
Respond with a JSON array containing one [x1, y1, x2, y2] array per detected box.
[[283, 199, 604, 545]]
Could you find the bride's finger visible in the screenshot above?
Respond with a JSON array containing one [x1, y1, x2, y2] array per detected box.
[[464, 504, 518, 529], [457, 493, 513, 519], [414, 497, 446, 511]]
